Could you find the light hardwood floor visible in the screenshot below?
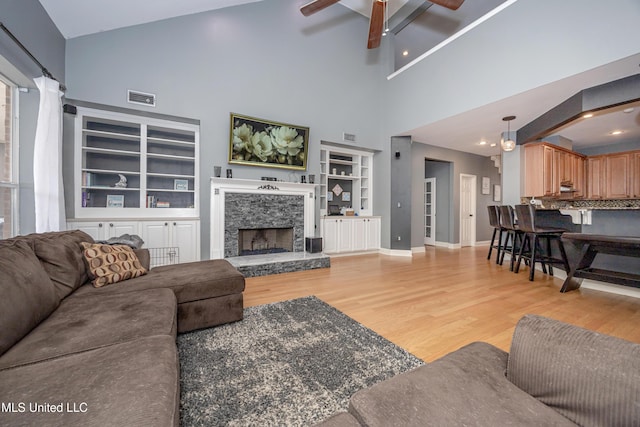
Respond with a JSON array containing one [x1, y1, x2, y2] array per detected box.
[[243, 246, 640, 362]]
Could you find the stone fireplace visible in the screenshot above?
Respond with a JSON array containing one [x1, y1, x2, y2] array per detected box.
[[210, 178, 316, 260]]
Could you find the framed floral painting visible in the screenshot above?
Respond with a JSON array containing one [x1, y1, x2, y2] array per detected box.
[[229, 113, 309, 171]]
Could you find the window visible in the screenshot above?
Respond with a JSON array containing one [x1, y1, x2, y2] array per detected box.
[[0, 75, 18, 238]]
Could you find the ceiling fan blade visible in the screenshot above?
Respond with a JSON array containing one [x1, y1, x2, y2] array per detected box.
[[300, 0, 341, 16], [429, 0, 465, 10], [367, 0, 385, 49]]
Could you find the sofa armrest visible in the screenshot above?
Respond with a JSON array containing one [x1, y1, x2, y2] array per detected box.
[[134, 249, 150, 271]]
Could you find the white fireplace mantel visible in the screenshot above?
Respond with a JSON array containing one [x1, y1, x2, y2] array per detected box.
[[210, 178, 316, 259]]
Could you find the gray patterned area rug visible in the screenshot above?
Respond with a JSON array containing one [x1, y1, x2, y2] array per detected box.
[[178, 296, 424, 426]]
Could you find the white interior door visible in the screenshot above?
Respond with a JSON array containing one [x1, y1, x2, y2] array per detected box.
[[460, 174, 476, 247], [424, 178, 436, 246]]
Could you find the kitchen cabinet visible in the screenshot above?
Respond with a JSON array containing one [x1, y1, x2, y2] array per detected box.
[[524, 143, 585, 198], [321, 216, 380, 254], [633, 152, 640, 198], [605, 152, 631, 199], [586, 156, 606, 199]]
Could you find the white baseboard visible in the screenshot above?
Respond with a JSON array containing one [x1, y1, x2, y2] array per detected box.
[[475, 240, 491, 246], [411, 246, 426, 254], [379, 248, 413, 257], [435, 241, 461, 249]]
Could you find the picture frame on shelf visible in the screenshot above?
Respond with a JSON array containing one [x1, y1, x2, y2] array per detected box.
[[327, 192, 333, 202], [228, 112, 309, 171], [342, 192, 351, 202], [174, 179, 189, 191], [106, 194, 124, 208]]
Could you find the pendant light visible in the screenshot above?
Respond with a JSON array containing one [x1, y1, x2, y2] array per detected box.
[[501, 115, 516, 152]]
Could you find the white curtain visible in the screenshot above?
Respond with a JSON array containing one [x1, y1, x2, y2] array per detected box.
[[33, 76, 65, 233]]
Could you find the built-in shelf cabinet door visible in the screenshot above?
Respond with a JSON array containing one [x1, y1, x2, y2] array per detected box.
[[320, 217, 380, 255], [67, 220, 140, 242]]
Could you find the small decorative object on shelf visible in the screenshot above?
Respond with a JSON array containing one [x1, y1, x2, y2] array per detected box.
[[114, 174, 127, 188], [174, 179, 188, 191], [301, 175, 306, 183], [106, 194, 124, 208], [309, 174, 315, 184], [226, 169, 233, 178], [214, 166, 221, 177]]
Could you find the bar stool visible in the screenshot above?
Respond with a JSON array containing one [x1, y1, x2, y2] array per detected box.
[[498, 205, 524, 271], [514, 204, 571, 281], [487, 205, 503, 264]]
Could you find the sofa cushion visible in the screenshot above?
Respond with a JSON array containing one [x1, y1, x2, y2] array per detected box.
[[0, 335, 179, 427], [31, 230, 94, 299], [0, 240, 59, 357], [349, 342, 576, 427], [81, 242, 147, 287], [507, 314, 640, 427], [0, 288, 177, 370], [73, 259, 245, 303]]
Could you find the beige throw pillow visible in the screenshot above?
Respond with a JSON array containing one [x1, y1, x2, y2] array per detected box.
[[81, 242, 147, 287]]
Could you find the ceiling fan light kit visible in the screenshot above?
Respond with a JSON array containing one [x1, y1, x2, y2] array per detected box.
[[300, 0, 465, 49], [501, 115, 516, 152]]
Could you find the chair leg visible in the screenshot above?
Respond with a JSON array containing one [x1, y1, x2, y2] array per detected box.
[[487, 228, 497, 260], [495, 229, 503, 264], [529, 235, 538, 281], [499, 231, 511, 266], [515, 234, 528, 274], [509, 233, 520, 272], [546, 236, 554, 276]]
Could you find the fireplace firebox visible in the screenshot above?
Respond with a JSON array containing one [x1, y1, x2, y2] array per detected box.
[[238, 227, 294, 256]]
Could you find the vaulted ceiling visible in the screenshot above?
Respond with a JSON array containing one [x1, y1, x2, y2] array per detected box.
[[38, 0, 640, 156]]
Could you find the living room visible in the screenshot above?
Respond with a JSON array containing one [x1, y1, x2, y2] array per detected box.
[[1, 0, 640, 425]]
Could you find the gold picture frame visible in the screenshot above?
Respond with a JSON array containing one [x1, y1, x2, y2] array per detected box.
[[229, 113, 309, 171]]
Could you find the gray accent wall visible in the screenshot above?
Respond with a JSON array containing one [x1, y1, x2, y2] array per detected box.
[[0, 0, 66, 235], [64, 0, 387, 258], [410, 142, 500, 247], [390, 136, 412, 250]]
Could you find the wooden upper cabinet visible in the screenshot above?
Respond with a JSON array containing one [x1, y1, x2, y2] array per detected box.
[[634, 152, 640, 199], [605, 152, 631, 199], [587, 156, 605, 199], [524, 143, 584, 198], [524, 143, 555, 197], [572, 155, 586, 198]]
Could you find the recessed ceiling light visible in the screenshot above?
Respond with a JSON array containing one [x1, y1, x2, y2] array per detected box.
[[583, 113, 594, 118], [610, 130, 624, 135], [479, 140, 487, 145], [623, 107, 634, 114], [490, 143, 497, 147], [402, 50, 409, 56]]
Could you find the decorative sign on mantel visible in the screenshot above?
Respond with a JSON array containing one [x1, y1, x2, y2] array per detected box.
[[257, 184, 280, 191]]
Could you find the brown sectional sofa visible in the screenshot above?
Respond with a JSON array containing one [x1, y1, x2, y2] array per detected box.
[[0, 230, 245, 426], [318, 314, 640, 427]]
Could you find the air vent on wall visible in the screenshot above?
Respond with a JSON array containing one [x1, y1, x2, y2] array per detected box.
[[127, 90, 156, 107], [343, 132, 356, 143]]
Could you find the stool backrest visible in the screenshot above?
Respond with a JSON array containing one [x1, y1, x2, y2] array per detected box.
[[487, 205, 501, 228], [514, 204, 536, 233], [499, 205, 516, 230]]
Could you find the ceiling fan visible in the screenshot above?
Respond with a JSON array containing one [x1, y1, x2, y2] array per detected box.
[[300, 0, 465, 49]]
